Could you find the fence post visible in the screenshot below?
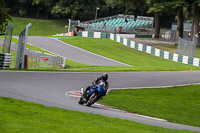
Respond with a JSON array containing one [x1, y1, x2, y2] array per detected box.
[[16, 23, 32, 69]]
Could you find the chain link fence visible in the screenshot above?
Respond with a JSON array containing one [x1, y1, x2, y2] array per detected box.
[[3, 24, 16, 53], [26, 49, 65, 68], [0, 38, 65, 68], [177, 37, 196, 57]]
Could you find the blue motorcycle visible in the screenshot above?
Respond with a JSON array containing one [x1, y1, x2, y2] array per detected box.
[[78, 81, 107, 106]]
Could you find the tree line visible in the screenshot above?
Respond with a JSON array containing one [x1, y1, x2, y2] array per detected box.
[[1, 0, 200, 40], [121, 0, 200, 40]]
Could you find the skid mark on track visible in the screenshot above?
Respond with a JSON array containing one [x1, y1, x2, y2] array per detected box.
[[65, 91, 167, 122]]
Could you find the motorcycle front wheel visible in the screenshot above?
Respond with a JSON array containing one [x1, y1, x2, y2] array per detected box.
[[78, 97, 85, 105], [86, 92, 99, 106]]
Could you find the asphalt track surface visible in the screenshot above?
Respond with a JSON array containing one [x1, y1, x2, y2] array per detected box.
[[0, 71, 200, 132], [26, 36, 130, 66]]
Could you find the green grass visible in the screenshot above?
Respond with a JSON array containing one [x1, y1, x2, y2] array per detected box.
[[64, 59, 91, 69], [61, 37, 200, 71], [10, 17, 67, 36], [0, 97, 196, 133], [100, 85, 200, 127]]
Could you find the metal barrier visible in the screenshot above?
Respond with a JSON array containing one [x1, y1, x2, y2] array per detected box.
[[177, 37, 196, 57], [3, 24, 16, 53], [0, 38, 65, 68], [0, 53, 12, 69], [26, 49, 65, 68], [16, 23, 32, 69]]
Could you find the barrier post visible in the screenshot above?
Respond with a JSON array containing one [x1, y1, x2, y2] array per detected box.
[[24, 55, 29, 69]]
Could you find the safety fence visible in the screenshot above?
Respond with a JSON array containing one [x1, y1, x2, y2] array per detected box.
[[26, 49, 65, 68], [0, 38, 65, 68], [3, 24, 16, 53], [177, 37, 196, 57]]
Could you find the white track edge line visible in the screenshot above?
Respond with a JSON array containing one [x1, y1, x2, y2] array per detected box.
[[110, 82, 200, 90]]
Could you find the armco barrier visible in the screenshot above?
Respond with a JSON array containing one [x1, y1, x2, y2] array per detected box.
[[77, 31, 200, 67], [78, 31, 110, 39], [0, 53, 12, 69], [110, 33, 200, 66], [77, 31, 152, 39]]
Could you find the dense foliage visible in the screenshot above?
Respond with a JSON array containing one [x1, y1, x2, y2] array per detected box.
[[4, 0, 198, 24], [4, 0, 127, 21], [1, 0, 200, 38], [0, 0, 11, 32]]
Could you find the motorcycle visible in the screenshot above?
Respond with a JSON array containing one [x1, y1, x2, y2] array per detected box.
[[78, 81, 107, 106]]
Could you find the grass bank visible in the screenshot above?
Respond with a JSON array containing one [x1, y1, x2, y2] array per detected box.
[[100, 85, 200, 127], [10, 17, 66, 36], [0, 96, 196, 133], [61, 37, 200, 71]]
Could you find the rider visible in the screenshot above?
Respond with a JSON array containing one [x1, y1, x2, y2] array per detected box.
[[83, 73, 109, 97]]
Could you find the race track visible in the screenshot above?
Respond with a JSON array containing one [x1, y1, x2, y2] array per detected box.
[[0, 71, 200, 132], [26, 37, 130, 66]]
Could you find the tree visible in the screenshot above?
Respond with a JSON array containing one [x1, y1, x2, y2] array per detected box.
[[32, 0, 43, 18], [173, 0, 200, 41], [174, 1, 185, 38], [189, 0, 200, 41], [51, 0, 106, 21], [120, 0, 168, 38], [0, 0, 11, 32], [103, 0, 125, 16], [32, 0, 56, 18], [146, 0, 171, 38]]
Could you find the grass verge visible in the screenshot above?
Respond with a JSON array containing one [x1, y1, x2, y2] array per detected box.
[[0, 96, 196, 133], [61, 37, 200, 71], [100, 85, 200, 127]]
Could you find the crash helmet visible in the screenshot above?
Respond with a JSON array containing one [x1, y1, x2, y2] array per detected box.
[[102, 73, 108, 81]]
